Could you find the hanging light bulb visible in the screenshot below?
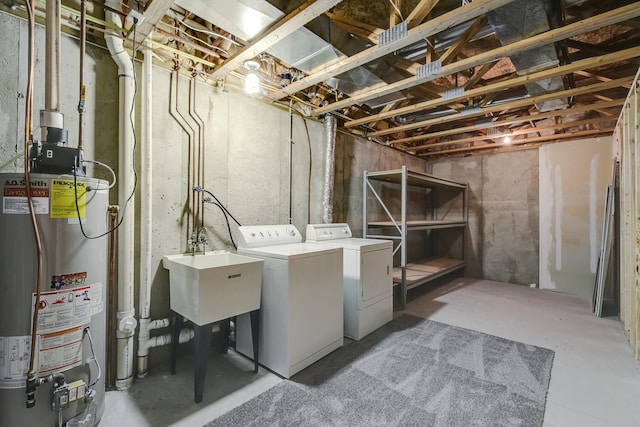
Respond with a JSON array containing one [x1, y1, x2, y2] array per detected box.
[[244, 60, 260, 94]]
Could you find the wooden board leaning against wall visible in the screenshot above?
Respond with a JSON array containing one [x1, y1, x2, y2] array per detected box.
[[614, 66, 640, 362]]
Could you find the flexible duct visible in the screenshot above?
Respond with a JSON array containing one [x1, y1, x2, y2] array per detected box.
[[104, 0, 137, 390], [321, 114, 336, 224]]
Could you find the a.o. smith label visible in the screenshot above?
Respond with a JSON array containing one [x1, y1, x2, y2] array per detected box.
[[2, 179, 50, 215]]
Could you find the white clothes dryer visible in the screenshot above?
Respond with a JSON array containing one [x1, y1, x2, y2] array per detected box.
[[306, 223, 393, 341], [235, 224, 343, 378]]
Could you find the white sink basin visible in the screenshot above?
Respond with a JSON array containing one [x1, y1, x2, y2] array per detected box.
[[162, 251, 264, 325]]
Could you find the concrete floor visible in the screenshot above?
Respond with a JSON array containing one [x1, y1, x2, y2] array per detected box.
[[100, 278, 640, 427]]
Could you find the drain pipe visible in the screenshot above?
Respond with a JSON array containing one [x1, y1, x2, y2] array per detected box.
[[137, 40, 158, 378], [104, 0, 137, 390], [321, 114, 337, 224]]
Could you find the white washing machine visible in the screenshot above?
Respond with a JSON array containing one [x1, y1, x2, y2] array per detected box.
[[306, 223, 393, 341], [235, 224, 343, 378]]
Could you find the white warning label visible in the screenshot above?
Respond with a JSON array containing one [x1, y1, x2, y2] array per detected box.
[[89, 282, 104, 316], [2, 181, 50, 215], [34, 286, 92, 334], [38, 327, 83, 376], [0, 336, 31, 389]]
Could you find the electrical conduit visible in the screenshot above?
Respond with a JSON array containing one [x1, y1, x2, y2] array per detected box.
[[104, 0, 137, 390]]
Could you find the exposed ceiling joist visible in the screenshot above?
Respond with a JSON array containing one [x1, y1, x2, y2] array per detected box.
[[388, 99, 624, 145], [405, 0, 441, 29], [369, 76, 632, 137], [129, 0, 176, 45], [313, 2, 640, 116], [344, 45, 640, 128], [419, 127, 615, 157], [210, 0, 342, 79], [268, 0, 514, 100]]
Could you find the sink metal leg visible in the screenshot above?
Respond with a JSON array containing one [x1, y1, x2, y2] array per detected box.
[[171, 312, 184, 375], [193, 322, 213, 403], [249, 309, 259, 373], [219, 319, 231, 354]]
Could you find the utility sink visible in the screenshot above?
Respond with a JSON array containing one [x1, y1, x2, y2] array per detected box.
[[162, 251, 264, 325]]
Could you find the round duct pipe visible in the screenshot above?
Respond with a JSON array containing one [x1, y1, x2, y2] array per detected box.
[[321, 114, 337, 224]]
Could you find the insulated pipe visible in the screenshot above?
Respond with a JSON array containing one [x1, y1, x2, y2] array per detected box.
[[44, 0, 60, 112], [321, 114, 337, 224], [137, 40, 154, 379], [104, 0, 137, 390]]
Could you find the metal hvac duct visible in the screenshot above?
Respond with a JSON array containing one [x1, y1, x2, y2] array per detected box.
[[487, 0, 568, 111], [174, 0, 406, 108]]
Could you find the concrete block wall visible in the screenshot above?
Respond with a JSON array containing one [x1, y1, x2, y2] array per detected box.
[[429, 150, 540, 285]]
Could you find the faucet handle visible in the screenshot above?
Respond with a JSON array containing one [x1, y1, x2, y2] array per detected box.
[[197, 227, 207, 243]]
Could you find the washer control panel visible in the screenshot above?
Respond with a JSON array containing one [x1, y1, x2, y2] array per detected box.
[[237, 224, 302, 248], [306, 223, 352, 241]]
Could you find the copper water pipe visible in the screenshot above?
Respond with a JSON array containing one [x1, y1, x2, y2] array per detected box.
[[106, 206, 119, 387]]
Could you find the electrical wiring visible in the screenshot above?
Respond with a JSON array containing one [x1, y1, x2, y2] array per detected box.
[[203, 198, 237, 249], [194, 186, 242, 249], [73, 22, 138, 239], [82, 159, 116, 189], [83, 327, 102, 388]]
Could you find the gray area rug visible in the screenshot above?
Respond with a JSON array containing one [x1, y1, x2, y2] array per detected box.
[[205, 315, 554, 427]]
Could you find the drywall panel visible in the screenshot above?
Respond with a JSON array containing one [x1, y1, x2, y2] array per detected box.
[[539, 137, 613, 297]]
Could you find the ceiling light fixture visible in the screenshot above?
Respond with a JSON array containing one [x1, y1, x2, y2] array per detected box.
[[244, 60, 260, 94]]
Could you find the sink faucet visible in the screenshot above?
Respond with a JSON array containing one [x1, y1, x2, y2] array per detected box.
[[188, 228, 208, 255]]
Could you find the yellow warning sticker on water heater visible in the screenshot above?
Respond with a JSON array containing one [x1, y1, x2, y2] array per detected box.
[[50, 179, 86, 219]]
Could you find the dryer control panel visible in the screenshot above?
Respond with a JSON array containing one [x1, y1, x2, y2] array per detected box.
[[306, 223, 352, 241], [237, 224, 302, 248]]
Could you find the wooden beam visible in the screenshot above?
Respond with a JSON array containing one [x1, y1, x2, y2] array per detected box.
[[406, 0, 441, 28], [129, 0, 176, 45], [390, 0, 402, 27], [210, 0, 342, 79], [413, 117, 615, 151], [391, 99, 624, 145], [326, 12, 381, 44], [268, 0, 515, 100], [313, 3, 640, 115], [343, 46, 640, 128], [369, 76, 632, 137], [419, 127, 615, 157], [439, 16, 486, 65], [463, 61, 497, 89]]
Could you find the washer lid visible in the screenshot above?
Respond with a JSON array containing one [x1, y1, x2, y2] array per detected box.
[[307, 237, 393, 251], [238, 242, 341, 260]]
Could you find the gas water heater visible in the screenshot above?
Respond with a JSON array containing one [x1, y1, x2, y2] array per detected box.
[[0, 172, 108, 426]]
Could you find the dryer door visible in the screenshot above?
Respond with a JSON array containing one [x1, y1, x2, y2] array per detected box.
[[360, 247, 393, 306]]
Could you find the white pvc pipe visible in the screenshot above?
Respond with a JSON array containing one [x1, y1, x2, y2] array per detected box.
[[145, 328, 194, 351], [44, 0, 60, 112], [137, 40, 154, 379], [104, 1, 136, 390]]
